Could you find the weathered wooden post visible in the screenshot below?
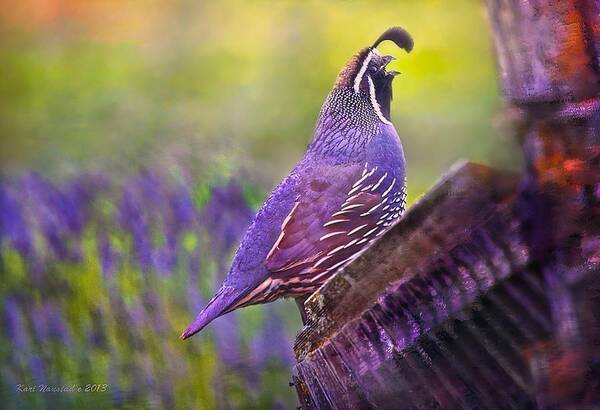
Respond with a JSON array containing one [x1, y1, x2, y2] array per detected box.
[[488, 1, 600, 406], [292, 1, 599, 408]]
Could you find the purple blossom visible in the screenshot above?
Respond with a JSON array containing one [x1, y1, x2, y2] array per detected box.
[[29, 356, 46, 384], [143, 291, 169, 335], [0, 169, 297, 407], [149, 183, 198, 275], [152, 227, 179, 275], [108, 354, 124, 407], [47, 303, 71, 345], [97, 230, 119, 279], [54, 184, 85, 235], [42, 224, 70, 260], [202, 180, 254, 266], [63, 173, 107, 231], [168, 185, 197, 234], [128, 301, 147, 330], [273, 399, 289, 410], [188, 252, 201, 282], [213, 312, 242, 369], [186, 253, 203, 314], [1, 173, 96, 262], [152, 246, 177, 275], [0, 182, 33, 257], [250, 305, 294, 369], [31, 304, 50, 341], [136, 170, 165, 210], [3, 297, 27, 347], [118, 187, 152, 272], [139, 354, 157, 396], [22, 173, 73, 260], [159, 376, 175, 409]]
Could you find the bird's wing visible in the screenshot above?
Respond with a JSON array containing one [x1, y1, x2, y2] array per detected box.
[[265, 163, 405, 279]]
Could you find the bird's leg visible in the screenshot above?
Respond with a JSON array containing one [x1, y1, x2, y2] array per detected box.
[[295, 295, 310, 325]]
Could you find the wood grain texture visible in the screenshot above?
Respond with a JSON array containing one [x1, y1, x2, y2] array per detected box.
[[487, 0, 599, 102], [292, 163, 540, 409], [294, 162, 521, 360]]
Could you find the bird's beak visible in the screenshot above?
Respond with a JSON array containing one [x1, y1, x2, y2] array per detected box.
[[381, 55, 396, 67], [374, 55, 397, 76], [378, 55, 399, 78]]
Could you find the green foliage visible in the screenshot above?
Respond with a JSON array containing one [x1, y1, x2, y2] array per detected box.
[[0, 0, 517, 198]]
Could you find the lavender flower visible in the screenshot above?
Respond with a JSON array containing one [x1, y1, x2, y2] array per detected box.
[[32, 302, 71, 346], [250, 305, 294, 369], [168, 185, 197, 234], [30, 304, 50, 341], [0, 182, 33, 257], [186, 253, 203, 312], [3, 298, 27, 347], [108, 353, 124, 407], [118, 187, 152, 272], [22, 173, 72, 260], [51, 306, 71, 346], [136, 170, 165, 210], [0, 169, 297, 408], [213, 312, 243, 369], [201, 180, 254, 264], [143, 291, 169, 336], [29, 356, 46, 385], [63, 173, 107, 232], [97, 230, 119, 279]]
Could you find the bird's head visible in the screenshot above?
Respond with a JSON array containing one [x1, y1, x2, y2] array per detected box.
[[334, 27, 413, 121]]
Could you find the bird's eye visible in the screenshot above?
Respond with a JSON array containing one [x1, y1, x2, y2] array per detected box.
[[369, 65, 378, 74]]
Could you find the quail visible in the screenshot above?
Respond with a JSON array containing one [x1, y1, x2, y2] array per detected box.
[[182, 27, 412, 339]]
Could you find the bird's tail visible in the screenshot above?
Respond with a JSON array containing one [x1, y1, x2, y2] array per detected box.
[[180, 285, 240, 340]]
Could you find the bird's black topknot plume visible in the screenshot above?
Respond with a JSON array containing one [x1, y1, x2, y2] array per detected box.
[[371, 26, 413, 53]]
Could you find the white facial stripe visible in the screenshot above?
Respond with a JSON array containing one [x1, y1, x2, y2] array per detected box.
[[353, 51, 373, 93], [367, 76, 392, 125]]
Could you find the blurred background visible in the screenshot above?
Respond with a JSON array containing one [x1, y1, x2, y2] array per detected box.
[[0, 0, 519, 408]]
